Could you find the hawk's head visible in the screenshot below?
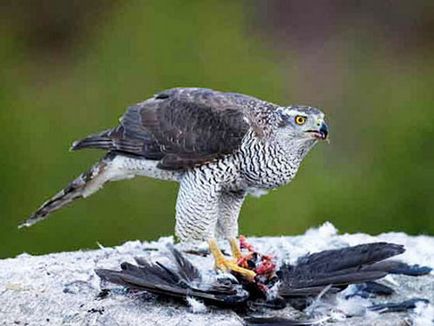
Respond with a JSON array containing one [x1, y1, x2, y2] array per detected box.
[[275, 105, 328, 157]]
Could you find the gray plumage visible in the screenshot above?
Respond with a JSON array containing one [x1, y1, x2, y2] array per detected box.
[[95, 244, 249, 305], [277, 242, 405, 297], [21, 88, 329, 242]]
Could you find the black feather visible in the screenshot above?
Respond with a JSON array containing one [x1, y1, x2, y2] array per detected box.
[[278, 242, 405, 297], [368, 298, 429, 313], [346, 281, 395, 298], [364, 260, 432, 276], [95, 245, 249, 305]]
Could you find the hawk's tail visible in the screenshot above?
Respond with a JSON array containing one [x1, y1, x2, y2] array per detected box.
[[19, 153, 122, 228]]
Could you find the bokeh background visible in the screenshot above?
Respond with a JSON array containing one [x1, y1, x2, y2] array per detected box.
[[1, 1, 433, 258]]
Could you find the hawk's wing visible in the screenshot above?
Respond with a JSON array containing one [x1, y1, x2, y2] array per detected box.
[[72, 88, 261, 169]]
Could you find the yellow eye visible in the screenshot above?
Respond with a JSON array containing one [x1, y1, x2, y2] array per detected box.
[[295, 115, 306, 125]]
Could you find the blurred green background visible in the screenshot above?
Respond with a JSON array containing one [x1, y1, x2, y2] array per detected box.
[[1, 1, 433, 258]]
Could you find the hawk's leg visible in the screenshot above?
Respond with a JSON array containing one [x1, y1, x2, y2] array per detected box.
[[211, 190, 257, 280], [208, 238, 256, 281]]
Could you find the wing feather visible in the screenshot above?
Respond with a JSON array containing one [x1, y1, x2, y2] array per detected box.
[[72, 88, 258, 170]]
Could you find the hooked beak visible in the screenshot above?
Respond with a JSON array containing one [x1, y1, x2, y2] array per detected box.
[[306, 122, 329, 140]]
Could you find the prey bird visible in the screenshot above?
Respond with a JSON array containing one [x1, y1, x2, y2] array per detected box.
[[21, 88, 329, 279]]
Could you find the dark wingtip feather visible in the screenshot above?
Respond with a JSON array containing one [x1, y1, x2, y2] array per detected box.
[[166, 244, 202, 283], [368, 298, 430, 313], [379, 261, 432, 276], [96, 250, 250, 305], [95, 269, 126, 285], [70, 135, 113, 151], [278, 242, 407, 298], [295, 242, 405, 274]]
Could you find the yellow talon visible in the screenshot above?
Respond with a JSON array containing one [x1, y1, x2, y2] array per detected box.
[[208, 238, 256, 281], [229, 238, 242, 260]]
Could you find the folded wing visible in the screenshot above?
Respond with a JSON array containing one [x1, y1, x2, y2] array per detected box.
[[72, 88, 255, 170]]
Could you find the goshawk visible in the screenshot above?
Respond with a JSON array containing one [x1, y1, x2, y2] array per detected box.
[[21, 88, 329, 278]]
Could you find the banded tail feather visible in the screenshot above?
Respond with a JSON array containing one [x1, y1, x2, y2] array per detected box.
[[19, 153, 123, 228]]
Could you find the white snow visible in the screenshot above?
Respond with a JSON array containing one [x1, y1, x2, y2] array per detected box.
[[0, 222, 432, 325], [186, 297, 208, 314], [412, 301, 434, 326]]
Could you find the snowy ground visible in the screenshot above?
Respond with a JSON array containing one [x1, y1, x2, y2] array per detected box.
[[0, 222, 433, 325]]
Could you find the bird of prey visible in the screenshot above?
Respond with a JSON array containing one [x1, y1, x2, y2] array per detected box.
[[21, 87, 329, 279]]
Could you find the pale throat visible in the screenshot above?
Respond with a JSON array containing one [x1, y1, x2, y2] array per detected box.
[[277, 135, 318, 164]]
